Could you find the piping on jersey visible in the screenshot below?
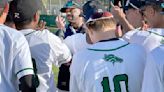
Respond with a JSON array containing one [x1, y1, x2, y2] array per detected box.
[[148, 31, 164, 37], [148, 31, 164, 44], [16, 68, 34, 76], [87, 43, 129, 51], [24, 31, 36, 36]]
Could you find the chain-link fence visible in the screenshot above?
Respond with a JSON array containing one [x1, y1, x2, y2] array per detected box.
[[41, 0, 110, 15], [41, 0, 126, 15], [41, 0, 68, 15]]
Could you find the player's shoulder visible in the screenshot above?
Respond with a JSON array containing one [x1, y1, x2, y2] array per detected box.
[[0, 25, 26, 41], [128, 41, 145, 50], [73, 47, 90, 60], [123, 29, 150, 39], [129, 43, 146, 57], [34, 29, 52, 36], [117, 39, 146, 58], [119, 38, 145, 53], [149, 44, 164, 64], [72, 46, 91, 66], [32, 29, 62, 42], [64, 33, 86, 42]]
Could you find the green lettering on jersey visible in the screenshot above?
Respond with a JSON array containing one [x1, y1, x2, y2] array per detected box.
[[103, 54, 123, 65], [101, 74, 129, 92], [101, 77, 111, 92], [113, 74, 129, 92]]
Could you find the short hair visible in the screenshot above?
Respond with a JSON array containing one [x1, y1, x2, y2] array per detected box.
[[14, 18, 34, 30], [86, 11, 116, 32], [145, 1, 163, 13], [86, 17, 116, 32]]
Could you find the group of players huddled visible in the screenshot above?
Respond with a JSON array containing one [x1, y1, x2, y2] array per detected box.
[[0, 0, 164, 92]]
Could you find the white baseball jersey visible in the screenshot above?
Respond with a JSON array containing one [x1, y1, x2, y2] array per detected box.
[[70, 39, 146, 92], [123, 28, 164, 53], [20, 29, 72, 92], [141, 44, 164, 92], [64, 33, 90, 54], [0, 24, 34, 92]]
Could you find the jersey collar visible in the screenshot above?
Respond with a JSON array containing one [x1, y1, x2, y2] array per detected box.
[[88, 39, 129, 52], [20, 29, 36, 36], [99, 38, 119, 42]]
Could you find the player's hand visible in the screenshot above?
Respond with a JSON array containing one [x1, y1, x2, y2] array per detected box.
[[36, 20, 47, 31], [115, 25, 122, 37], [56, 15, 66, 30], [110, 1, 126, 22], [141, 21, 149, 31], [0, 3, 9, 24]]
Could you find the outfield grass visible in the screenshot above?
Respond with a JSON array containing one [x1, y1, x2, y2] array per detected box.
[[52, 65, 59, 84]]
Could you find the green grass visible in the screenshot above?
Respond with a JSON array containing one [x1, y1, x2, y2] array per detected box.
[[52, 65, 59, 84]]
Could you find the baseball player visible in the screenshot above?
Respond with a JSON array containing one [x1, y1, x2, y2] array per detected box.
[[10, 0, 72, 92], [56, 1, 85, 39], [56, 1, 85, 91], [122, 0, 164, 53], [70, 11, 146, 92], [140, 0, 164, 91], [0, 1, 37, 92]]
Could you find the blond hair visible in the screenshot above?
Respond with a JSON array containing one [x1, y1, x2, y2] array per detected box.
[[86, 17, 116, 32]]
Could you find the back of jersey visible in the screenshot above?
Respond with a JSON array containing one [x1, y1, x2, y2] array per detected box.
[[70, 39, 146, 92], [0, 25, 34, 92]]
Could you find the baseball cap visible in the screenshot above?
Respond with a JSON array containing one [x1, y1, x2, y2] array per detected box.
[[142, 0, 164, 14], [124, 0, 145, 10], [11, 0, 42, 23], [60, 1, 81, 13], [86, 11, 113, 23], [82, 0, 106, 21], [144, 0, 163, 4], [144, 0, 164, 7]]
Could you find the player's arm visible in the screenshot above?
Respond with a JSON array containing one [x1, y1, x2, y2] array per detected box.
[[14, 34, 39, 91], [122, 29, 149, 46], [110, 1, 134, 34], [48, 31, 72, 66], [19, 75, 38, 92]]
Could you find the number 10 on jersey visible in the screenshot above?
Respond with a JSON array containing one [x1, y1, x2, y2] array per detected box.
[[101, 74, 129, 92]]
